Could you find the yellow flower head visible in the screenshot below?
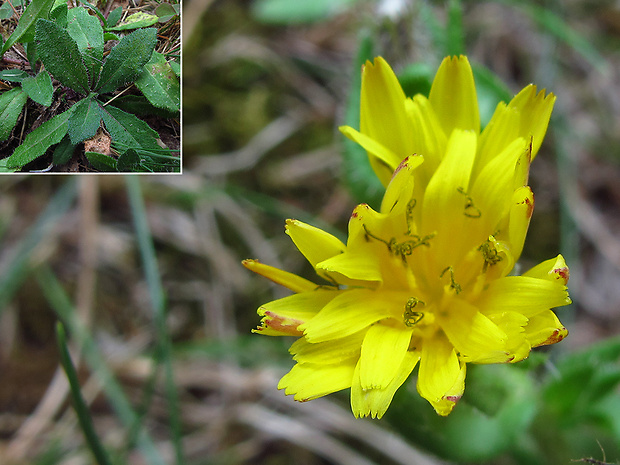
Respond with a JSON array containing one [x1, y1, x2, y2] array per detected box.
[[244, 56, 570, 419]]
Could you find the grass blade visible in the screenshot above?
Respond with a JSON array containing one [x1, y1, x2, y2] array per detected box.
[[56, 322, 113, 465], [125, 176, 184, 465], [36, 266, 166, 465]]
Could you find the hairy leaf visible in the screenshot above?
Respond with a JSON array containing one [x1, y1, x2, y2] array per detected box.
[[106, 12, 158, 31], [0, 88, 28, 142], [0, 69, 30, 83], [6, 106, 75, 168], [22, 71, 54, 106], [68, 96, 102, 144], [35, 19, 90, 94], [66, 7, 104, 87], [85, 151, 116, 171], [135, 51, 180, 112], [53, 135, 76, 165], [106, 6, 123, 28], [94, 27, 156, 94], [98, 104, 160, 150], [0, 0, 55, 56]]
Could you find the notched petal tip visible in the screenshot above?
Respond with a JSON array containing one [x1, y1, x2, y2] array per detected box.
[[536, 326, 568, 347], [260, 310, 304, 336]]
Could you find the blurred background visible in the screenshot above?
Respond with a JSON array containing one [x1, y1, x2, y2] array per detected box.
[[2, 0, 620, 463]]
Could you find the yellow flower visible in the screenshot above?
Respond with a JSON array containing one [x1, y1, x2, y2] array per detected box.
[[244, 55, 570, 418], [340, 55, 555, 190]]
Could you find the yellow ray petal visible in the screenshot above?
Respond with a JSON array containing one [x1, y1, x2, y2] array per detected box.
[[285, 219, 346, 275], [359, 57, 413, 164], [425, 360, 466, 416], [506, 186, 535, 261], [300, 289, 404, 343], [486, 310, 531, 363], [316, 251, 383, 284], [359, 321, 414, 390], [278, 359, 356, 401], [470, 138, 526, 236], [256, 290, 339, 336], [506, 84, 555, 161], [439, 298, 508, 363], [417, 331, 461, 409], [476, 101, 520, 175], [422, 129, 477, 266], [290, 330, 366, 364], [351, 350, 420, 419], [339, 125, 403, 186], [243, 259, 317, 293], [380, 154, 422, 215], [429, 55, 480, 136], [524, 309, 568, 347], [523, 254, 570, 285], [476, 276, 571, 319]]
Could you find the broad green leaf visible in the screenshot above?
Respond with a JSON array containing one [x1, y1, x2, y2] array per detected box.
[[85, 151, 116, 171], [35, 19, 90, 94], [53, 135, 76, 165], [50, 1, 68, 27], [6, 106, 74, 168], [135, 51, 180, 112], [0, 69, 30, 83], [155, 3, 179, 23], [100, 94, 178, 118], [68, 96, 102, 144], [105, 12, 158, 31], [103, 32, 120, 42], [98, 104, 160, 150], [116, 149, 142, 171], [21, 71, 54, 106], [66, 7, 104, 86], [169, 60, 180, 76], [0, 88, 28, 141], [0, 0, 55, 56], [0, 158, 19, 173], [95, 27, 157, 94], [106, 6, 123, 27]]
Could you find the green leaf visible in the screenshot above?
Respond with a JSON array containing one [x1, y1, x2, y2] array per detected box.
[[105, 12, 158, 31], [169, 60, 180, 76], [0, 158, 19, 173], [0, 88, 28, 142], [49, 1, 68, 27], [116, 148, 142, 171], [35, 19, 90, 94], [98, 104, 160, 150], [0, 0, 23, 20], [95, 27, 157, 94], [0, 0, 55, 57], [103, 32, 120, 42], [0, 69, 30, 83], [397, 63, 433, 99], [251, 0, 358, 24], [68, 96, 102, 144], [155, 3, 179, 22], [66, 6, 104, 87], [85, 151, 117, 171], [100, 94, 178, 118], [21, 71, 54, 106], [106, 6, 123, 27], [5, 106, 74, 168], [134, 51, 180, 112], [52, 135, 76, 165]]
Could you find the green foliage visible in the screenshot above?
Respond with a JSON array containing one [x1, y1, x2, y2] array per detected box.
[[95, 27, 157, 94], [66, 6, 104, 87], [0, 88, 28, 141], [135, 51, 181, 112], [52, 135, 76, 165], [21, 71, 54, 106], [1, 3, 179, 172], [5, 106, 75, 168], [68, 95, 101, 144], [0, 0, 55, 57], [35, 19, 90, 94], [85, 151, 117, 171], [106, 12, 159, 31]]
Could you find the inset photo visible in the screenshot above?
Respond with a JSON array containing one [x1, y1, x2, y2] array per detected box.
[[0, 0, 180, 173]]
